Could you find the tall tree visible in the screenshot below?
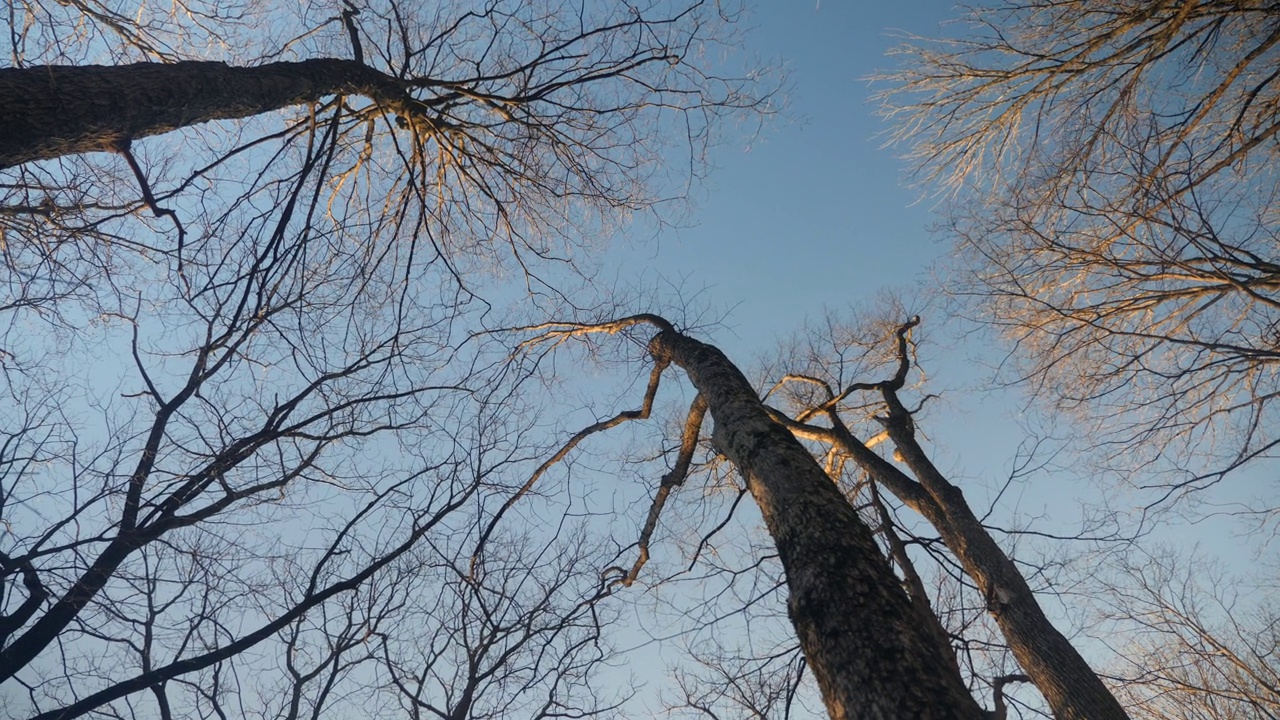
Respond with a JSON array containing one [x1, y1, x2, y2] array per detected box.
[[514, 312, 1132, 719], [882, 1, 1280, 495], [767, 316, 1128, 720], [517, 314, 1006, 719], [0, 0, 762, 363], [0, 1, 768, 717]]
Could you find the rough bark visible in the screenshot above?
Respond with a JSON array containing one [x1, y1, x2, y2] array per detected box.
[[649, 327, 985, 720], [876, 401, 1131, 720], [771, 318, 1128, 719], [827, 419, 1128, 719], [0, 60, 410, 168]]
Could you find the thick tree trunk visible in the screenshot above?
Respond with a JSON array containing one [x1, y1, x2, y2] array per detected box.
[[0, 60, 408, 168], [649, 328, 985, 720], [782, 379, 1130, 718]]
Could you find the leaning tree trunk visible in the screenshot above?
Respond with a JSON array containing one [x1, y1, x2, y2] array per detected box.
[[766, 318, 1130, 720], [830, 420, 1131, 719], [0, 60, 411, 168], [649, 327, 985, 720], [875, 403, 1131, 720]]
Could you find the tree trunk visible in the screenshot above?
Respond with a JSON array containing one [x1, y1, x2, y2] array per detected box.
[[649, 328, 985, 720], [768, 319, 1131, 720], [875, 401, 1131, 720], [791, 401, 1131, 719], [0, 60, 408, 168]]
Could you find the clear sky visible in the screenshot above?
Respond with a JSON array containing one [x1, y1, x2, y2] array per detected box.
[[627, 1, 959, 353]]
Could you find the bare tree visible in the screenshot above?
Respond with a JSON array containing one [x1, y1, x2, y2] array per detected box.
[[0, 0, 764, 366], [764, 315, 1127, 720], [508, 311, 1144, 719], [1095, 550, 1280, 720], [882, 1, 1280, 495], [0, 1, 771, 718], [514, 314, 994, 719], [0, 214, 622, 718]]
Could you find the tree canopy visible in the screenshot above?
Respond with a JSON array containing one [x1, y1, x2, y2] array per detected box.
[[885, 1, 1280, 494], [0, 1, 771, 717], [4, 1, 1277, 719]]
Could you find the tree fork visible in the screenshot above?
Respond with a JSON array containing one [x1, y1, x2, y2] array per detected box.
[[649, 327, 984, 720], [854, 319, 1129, 719], [774, 318, 1131, 719], [0, 60, 412, 169]]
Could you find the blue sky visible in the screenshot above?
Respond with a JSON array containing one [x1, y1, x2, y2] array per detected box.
[[630, 1, 958, 353], [613, 1, 1071, 527], [620, 1, 1268, 567]]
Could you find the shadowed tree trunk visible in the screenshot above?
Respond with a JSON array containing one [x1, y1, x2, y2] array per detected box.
[[876, 409, 1129, 720], [772, 319, 1130, 720], [0, 60, 412, 168], [648, 324, 985, 720]]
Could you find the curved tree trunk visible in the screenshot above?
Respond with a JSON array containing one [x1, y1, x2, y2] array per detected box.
[[0, 60, 408, 168], [649, 327, 985, 720]]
